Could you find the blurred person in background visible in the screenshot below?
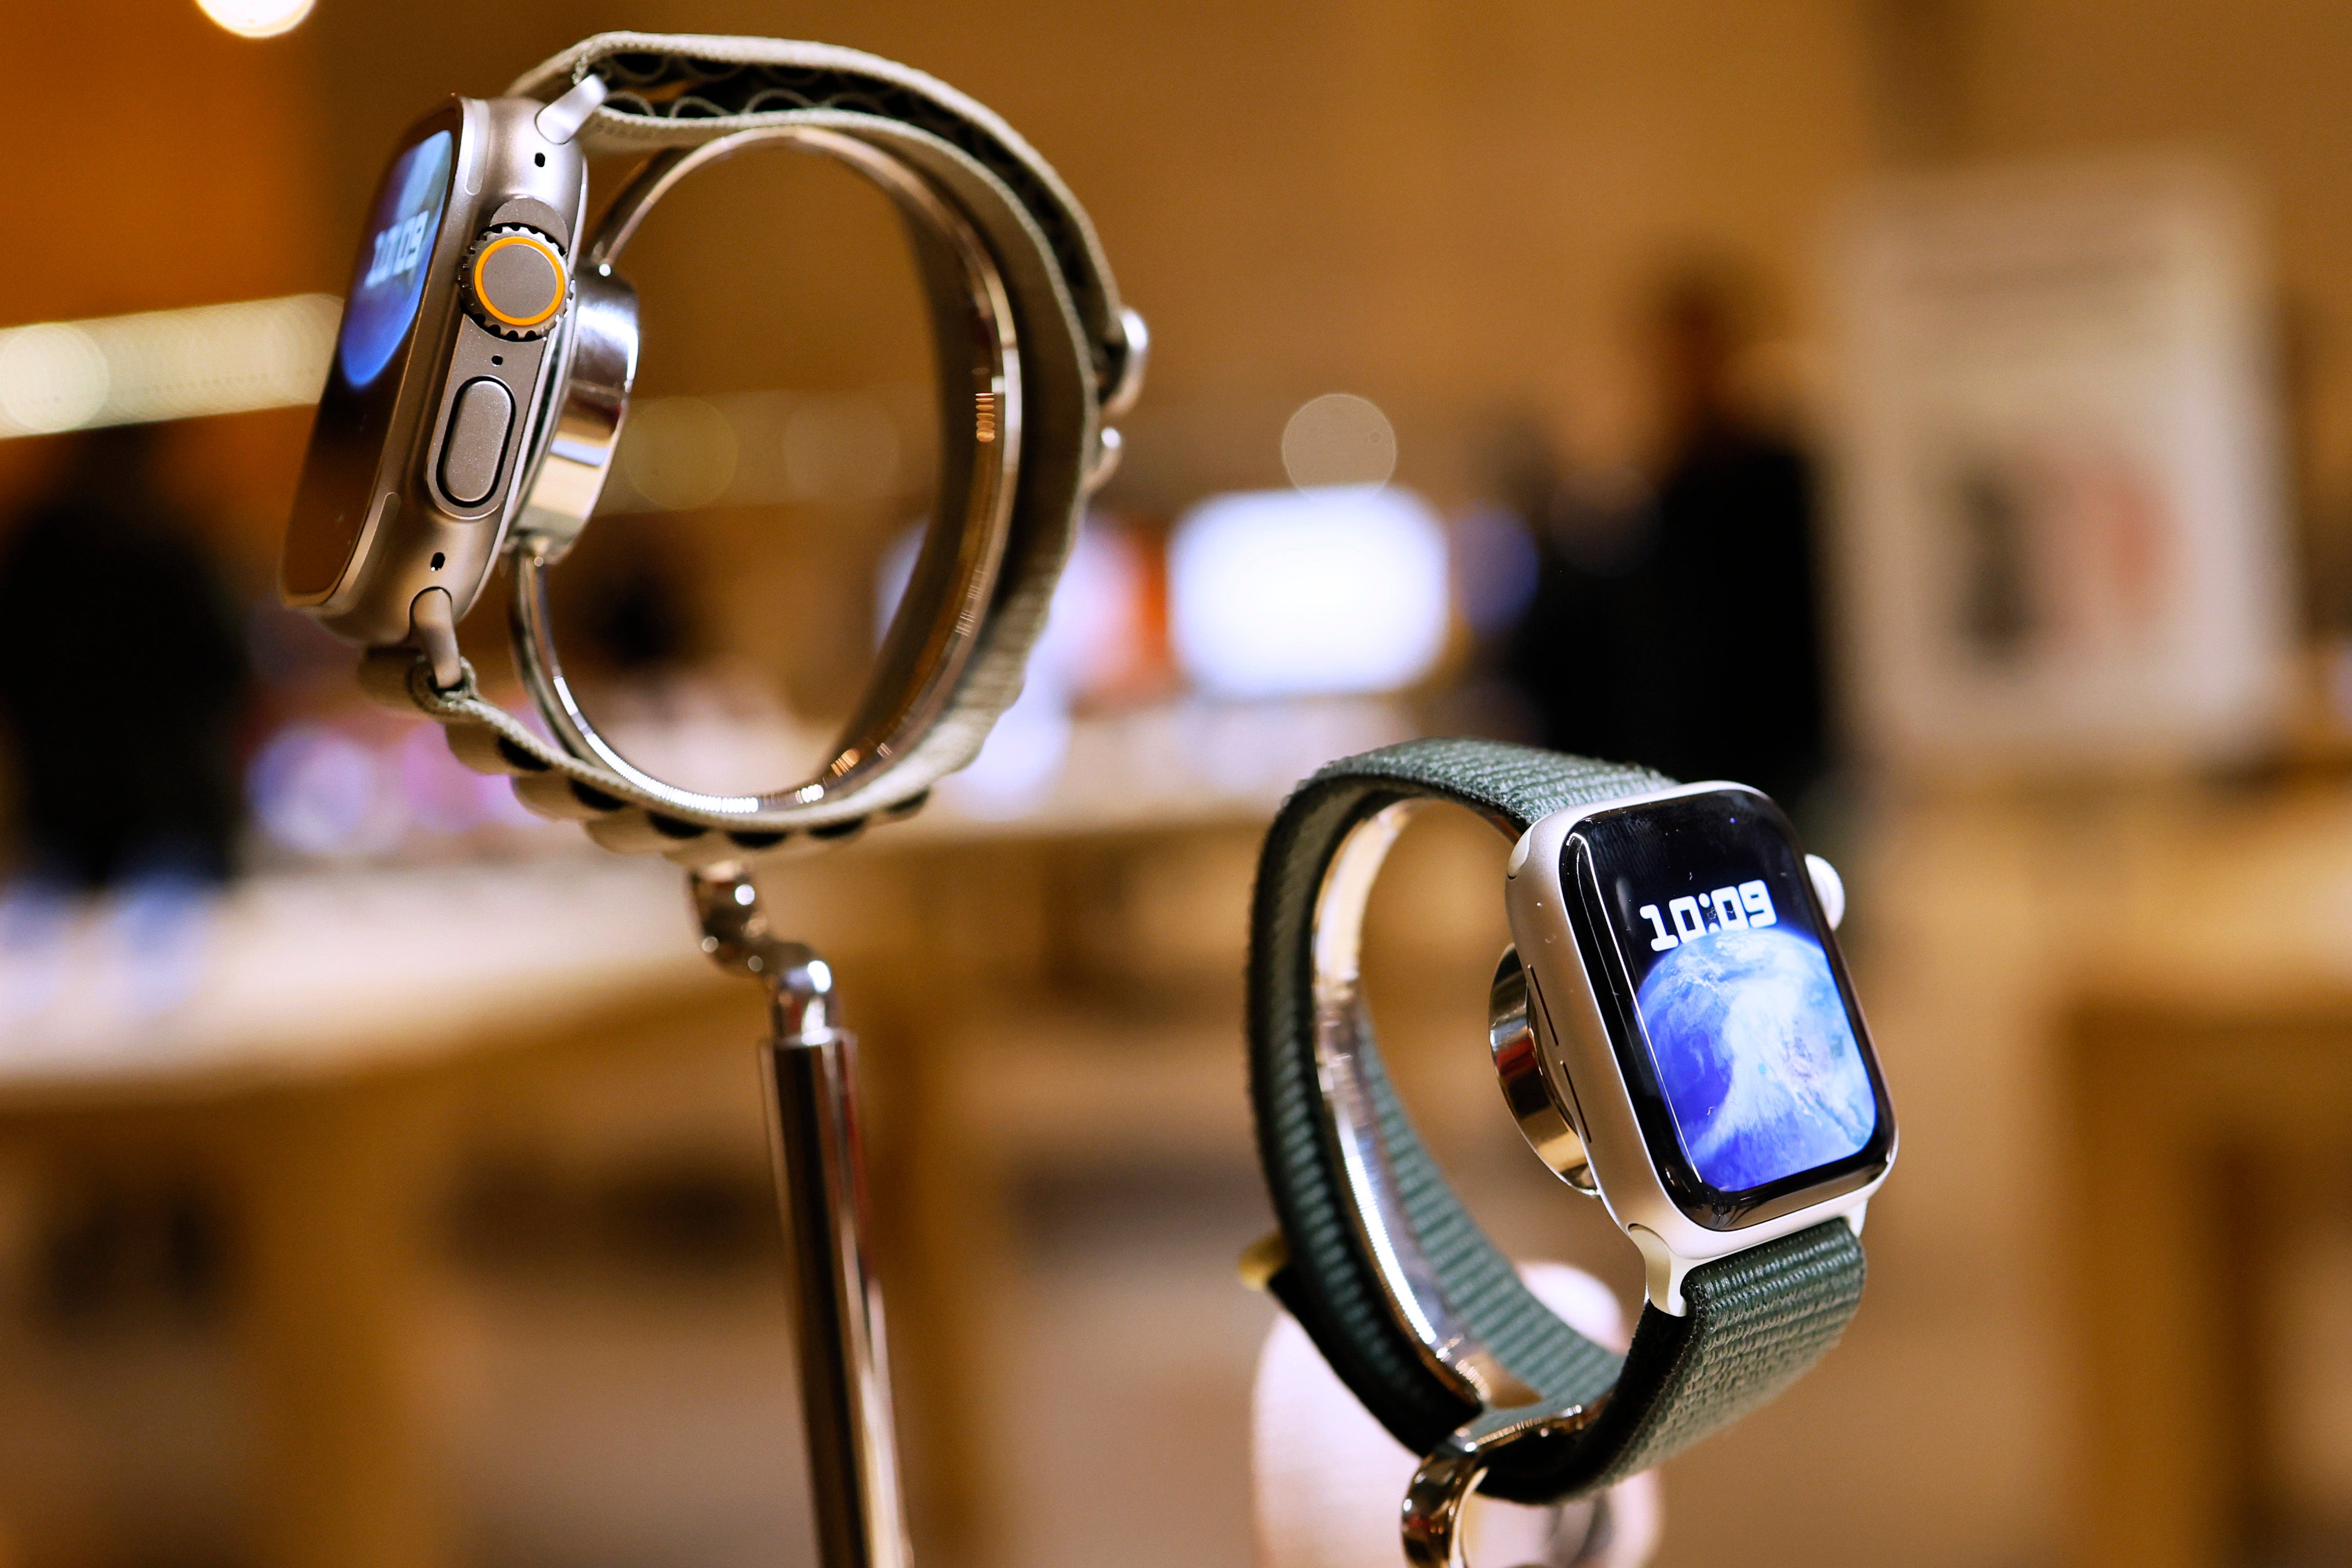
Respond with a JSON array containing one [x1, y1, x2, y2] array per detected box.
[[1508, 267, 1830, 810], [0, 423, 251, 996], [1496, 416, 1667, 764]]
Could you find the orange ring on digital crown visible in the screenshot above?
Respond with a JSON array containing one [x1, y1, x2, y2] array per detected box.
[[472, 233, 566, 329]]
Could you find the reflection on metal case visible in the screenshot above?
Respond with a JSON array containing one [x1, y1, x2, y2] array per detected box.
[[281, 94, 589, 651], [1501, 781, 1897, 1314]]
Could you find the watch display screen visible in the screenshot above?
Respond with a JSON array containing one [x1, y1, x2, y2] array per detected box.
[[338, 129, 454, 392], [1565, 788, 1891, 1226], [283, 115, 458, 603]]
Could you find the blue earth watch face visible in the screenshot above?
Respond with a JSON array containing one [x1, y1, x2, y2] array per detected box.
[[1566, 788, 1891, 1227]]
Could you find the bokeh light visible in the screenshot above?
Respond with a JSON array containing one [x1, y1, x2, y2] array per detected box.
[[0, 295, 336, 439], [1169, 486, 1449, 698], [195, 0, 315, 38], [1281, 393, 1397, 490], [619, 396, 738, 513], [0, 325, 108, 435]]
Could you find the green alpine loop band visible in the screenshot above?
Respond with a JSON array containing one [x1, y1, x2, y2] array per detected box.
[[1247, 738, 1868, 1503], [507, 34, 1136, 399], [358, 36, 1142, 868]]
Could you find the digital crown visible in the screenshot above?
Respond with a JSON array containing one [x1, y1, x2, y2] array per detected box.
[[460, 225, 570, 341]]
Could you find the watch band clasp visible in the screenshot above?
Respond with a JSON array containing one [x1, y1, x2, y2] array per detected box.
[[1402, 1402, 1609, 1568]]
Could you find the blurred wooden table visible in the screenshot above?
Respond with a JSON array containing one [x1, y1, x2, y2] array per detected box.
[[0, 802, 1314, 1568], [2065, 991, 2352, 1568], [0, 856, 734, 1568], [0, 694, 1468, 1568], [1865, 780, 2352, 1568]]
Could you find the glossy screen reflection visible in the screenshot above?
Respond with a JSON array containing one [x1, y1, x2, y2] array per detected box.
[[1579, 791, 1879, 1197], [339, 130, 452, 391], [283, 120, 456, 602]]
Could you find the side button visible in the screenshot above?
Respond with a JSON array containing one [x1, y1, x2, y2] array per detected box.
[[439, 378, 514, 507]]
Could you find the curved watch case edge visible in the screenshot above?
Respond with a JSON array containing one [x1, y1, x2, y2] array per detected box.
[[1502, 780, 1895, 1315], [298, 97, 588, 647], [281, 97, 471, 620]]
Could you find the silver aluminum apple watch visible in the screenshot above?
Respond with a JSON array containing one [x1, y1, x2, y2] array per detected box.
[[284, 33, 1144, 864], [1246, 739, 1894, 1565]]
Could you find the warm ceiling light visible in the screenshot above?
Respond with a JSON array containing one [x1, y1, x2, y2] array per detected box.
[[196, 0, 315, 39]]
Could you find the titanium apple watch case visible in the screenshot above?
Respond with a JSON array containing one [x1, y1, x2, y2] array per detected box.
[[284, 94, 591, 654], [1499, 781, 1897, 1313], [282, 38, 1152, 1568], [281, 38, 1147, 852]]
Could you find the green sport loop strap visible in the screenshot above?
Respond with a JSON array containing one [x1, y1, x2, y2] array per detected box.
[[1247, 737, 1867, 1504]]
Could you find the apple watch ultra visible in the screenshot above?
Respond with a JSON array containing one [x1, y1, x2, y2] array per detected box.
[[1247, 739, 1895, 1565], [282, 33, 1142, 864]]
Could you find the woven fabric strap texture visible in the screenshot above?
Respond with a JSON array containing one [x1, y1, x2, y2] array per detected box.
[[1247, 738, 1868, 1502], [506, 34, 1133, 397], [368, 36, 1133, 865]]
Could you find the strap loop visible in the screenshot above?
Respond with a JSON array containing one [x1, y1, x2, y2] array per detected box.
[[402, 34, 1139, 858]]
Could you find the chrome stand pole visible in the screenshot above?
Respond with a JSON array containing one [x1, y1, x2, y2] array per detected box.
[[691, 863, 913, 1568]]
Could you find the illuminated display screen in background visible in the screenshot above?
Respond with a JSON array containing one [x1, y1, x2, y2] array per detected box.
[[336, 130, 452, 392], [1578, 792, 1880, 1195], [1167, 485, 1449, 699]]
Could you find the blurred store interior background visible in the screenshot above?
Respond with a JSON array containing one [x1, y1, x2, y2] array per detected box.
[[3, 1, 2352, 1566]]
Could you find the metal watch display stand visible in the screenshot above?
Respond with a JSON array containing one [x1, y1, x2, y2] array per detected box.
[[690, 862, 911, 1568]]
